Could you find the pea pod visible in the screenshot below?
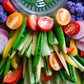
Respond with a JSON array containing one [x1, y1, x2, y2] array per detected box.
[[48, 29, 58, 45], [53, 18, 64, 52], [4, 57, 11, 77], [11, 16, 27, 51], [33, 32, 43, 69]]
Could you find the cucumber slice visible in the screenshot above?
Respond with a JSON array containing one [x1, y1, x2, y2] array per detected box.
[[25, 42, 32, 58], [42, 32, 51, 57]]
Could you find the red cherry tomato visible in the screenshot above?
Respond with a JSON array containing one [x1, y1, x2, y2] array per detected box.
[[3, 0, 16, 12], [26, 14, 38, 31], [37, 16, 54, 32], [64, 21, 80, 36], [3, 63, 23, 84], [41, 69, 52, 82]]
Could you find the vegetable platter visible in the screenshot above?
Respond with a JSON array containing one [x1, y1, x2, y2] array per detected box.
[[0, 0, 84, 84]]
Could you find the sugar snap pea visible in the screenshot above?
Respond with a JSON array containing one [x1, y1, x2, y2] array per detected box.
[[48, 29, 58, 45], [33, 32, 43, 69], [52, 17, 64, 52]]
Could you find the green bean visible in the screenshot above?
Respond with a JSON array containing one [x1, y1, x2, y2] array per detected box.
[[3, 57, 11, 77], [33, 32, 43, 69]]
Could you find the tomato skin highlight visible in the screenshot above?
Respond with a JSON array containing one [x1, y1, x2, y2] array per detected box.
[[3, 0, 16, 12], [66, 46, 74, 53], [26, 14, 38, 31], [3, 63, 23, 83], [64, 21, 80, 36], [41, 69, 52, 82], [49, 52, 62, 71], [37, 16, 54, 32]]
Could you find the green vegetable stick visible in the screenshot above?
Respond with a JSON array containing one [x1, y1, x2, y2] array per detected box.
[[11, 16, 27, 51], [3, 57, 11, 77], [33, 32, 43, 69], [53, 18, 64, 52]]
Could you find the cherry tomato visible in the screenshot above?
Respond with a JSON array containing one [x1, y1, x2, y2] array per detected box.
[[64, 21, 80, 36], [26, 14, 38, 31], [3, 63, 23, 84], [41, 69, 52, 82], [3, 0, 16, 12], [49, 52, 62, 71], [56, 8, 71, 26], [66, 46, 74, 53], [81, 51, 84, 58], [6, 12, 23, 30], [37, 16, 54, 32]]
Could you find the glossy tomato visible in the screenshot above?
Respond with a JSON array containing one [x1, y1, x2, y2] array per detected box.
[[26, 14, 38, 31], [56, 8, 71, 26], [49, 52, 62, 71], [37, 16, 54, 32], [3, 63, 23, 84], [6, 12, 23, 30], [3, 0, 16, 12], [41, 69, 52, 82], [64, 21, 80, 36]]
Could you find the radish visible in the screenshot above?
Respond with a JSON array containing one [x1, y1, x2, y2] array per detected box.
[[0, 31, 8, 55], [76, 41, 84, 51], [0, 25, 9, 38], [79, 37, 84, 42], [72, 21, 84, 40]]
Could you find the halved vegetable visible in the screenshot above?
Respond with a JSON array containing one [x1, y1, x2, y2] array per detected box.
[[49, 52, 62, 71]]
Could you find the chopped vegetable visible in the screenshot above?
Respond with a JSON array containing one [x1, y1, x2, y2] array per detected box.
[[6, 12, 23, 30], [37, 16, 54, 32], [55, 8, 71, 26], [3, 0, 16, 12], [81, 51, 84, 58], [49, 52, 62, 71], [26, 14, 38, 31], [66, 46, 74, 53]]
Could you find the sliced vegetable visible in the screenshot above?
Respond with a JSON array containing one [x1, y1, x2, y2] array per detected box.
[[41, 68, 52, 82], [37, 16, 54, 32], [55, 8, 71, 26], [49, 52, 62, 71], [76, 71, 81, 84], [33, 32, 43, 69], [26, 14, 38, 31], [64, 21, 80, 36], [3, 0, 16, 12], [70, 39, 78, 56], [0, 31, 8, 55], [72, 21, 84, 40], [3, 29, 20, 58], [3, 63, 23, 84], [81, 51, 84, 58], [76, 41, 84, 51], [79, 37, 84, 42], [42, 32, 51, 57], [53, 18, 64, 52], [6, 12, 23, 30], [66, 46, 74, 53], [11, 16, 27, 51], [48, 29, 58, 45]]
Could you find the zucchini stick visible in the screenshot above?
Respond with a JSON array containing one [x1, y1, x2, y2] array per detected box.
[[10, 50, 17, 58], [53, 45, 69, 75]]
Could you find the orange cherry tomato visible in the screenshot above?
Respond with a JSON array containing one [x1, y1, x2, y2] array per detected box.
[[56, 8, 71, 26], [49, 52, 62, 71], [6, 12, 23, 30]]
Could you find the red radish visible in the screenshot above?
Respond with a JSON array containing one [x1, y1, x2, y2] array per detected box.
[[72, 21, 84, 40], [0, 31, 8, 55], [79, 37, 84, 42], [76, 41, 84, 51], [0, 25, 9, 37]]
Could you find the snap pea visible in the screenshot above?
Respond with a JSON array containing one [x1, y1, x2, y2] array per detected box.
[[3, 57, 11, 77], [0, 58, 6, 69], [53, 18, 64, 52], [11, 16, 27, 51], [74, 54, 84, 66], [59, 70, 66, 84], [48, 29, 58, 45], [33, 32, 43, 69]]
